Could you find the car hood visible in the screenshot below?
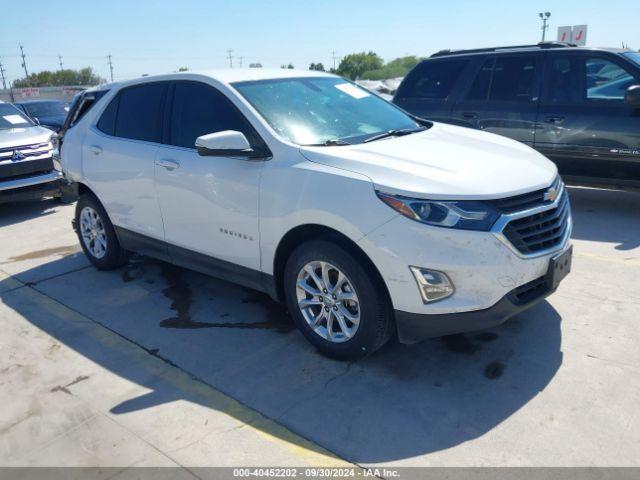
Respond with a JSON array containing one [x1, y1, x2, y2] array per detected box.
[[299, 122, 557, 200], [0, 126, 53, 149]]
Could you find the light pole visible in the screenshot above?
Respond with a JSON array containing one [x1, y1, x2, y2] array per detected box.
[[539, 12, 551, 42]]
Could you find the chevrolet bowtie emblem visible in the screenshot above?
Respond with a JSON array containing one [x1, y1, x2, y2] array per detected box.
[[11, 150, 25, 162], [544, 187, 558, 202]]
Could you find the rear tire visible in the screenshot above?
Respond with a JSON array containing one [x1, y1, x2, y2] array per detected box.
[[75, 193, 129, 270], [284, 239, 394, 360]]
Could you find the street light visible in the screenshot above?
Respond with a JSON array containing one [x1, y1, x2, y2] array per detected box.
[[539, 12, 551, 42]]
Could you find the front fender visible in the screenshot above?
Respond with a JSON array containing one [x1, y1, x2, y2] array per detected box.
[[259, 157, 397, 275]]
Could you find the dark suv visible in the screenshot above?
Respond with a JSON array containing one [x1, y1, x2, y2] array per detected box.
[[394, 43, 640, 188]]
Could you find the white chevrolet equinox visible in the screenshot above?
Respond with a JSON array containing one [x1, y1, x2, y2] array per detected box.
[[62, 69, 572, 359]]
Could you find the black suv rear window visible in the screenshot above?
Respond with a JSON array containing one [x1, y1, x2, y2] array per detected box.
[[396, 60, 468, 99]]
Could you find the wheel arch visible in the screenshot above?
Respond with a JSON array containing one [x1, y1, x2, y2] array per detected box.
[[272, 224, 394, 310]]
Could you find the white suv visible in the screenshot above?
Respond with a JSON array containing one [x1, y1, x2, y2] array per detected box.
[[62, 69, 572, 359]]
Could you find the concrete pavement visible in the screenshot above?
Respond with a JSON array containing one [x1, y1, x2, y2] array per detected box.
[[0, 186, 639, 468]]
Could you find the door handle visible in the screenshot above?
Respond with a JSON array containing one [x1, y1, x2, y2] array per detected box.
[[156, 159, 180, 171], [462, 111, 478, 119], [545, 116, 565, 124], [88, 145, 102, 155]]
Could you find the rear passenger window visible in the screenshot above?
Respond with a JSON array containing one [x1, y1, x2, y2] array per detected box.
[[467, 56, 538, 102], [114, 83, 168, 142], [397, 60, 468, 99], [169, 81, 256, 149], [96, 95, 118, 135], [467, 59, 493, 100]]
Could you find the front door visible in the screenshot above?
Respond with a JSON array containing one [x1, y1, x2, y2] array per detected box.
[[535, 53, 640, 185], [154, 80, 267, 280], [452, 53, 543, 145]]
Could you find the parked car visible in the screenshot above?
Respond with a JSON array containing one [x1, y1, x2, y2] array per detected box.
[[393, 43, 640, 189], [14, 99, 69, 132], [0, 101, 63, 203], [61, 69, 572, 359]]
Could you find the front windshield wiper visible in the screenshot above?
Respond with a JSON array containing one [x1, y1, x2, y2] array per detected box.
[[362, 126, 427, 143], [303, 138, 352, 146]]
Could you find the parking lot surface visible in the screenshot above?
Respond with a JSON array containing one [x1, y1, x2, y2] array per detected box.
[[0, 186, 639, 470]]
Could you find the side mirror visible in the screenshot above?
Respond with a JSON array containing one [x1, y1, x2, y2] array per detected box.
[[195, 130, 253, 157], [625, 85, 640, 109]]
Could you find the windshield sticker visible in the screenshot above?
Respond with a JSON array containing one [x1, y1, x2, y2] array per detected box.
[[3, 115, 28, 125], [335, 83, 370, 99]]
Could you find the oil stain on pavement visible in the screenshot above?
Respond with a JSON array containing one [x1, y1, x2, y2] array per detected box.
[[5, 245, 80, 263], [149, 261, 294, 333]]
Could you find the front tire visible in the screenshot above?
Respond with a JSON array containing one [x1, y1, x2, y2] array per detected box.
[[75, 194, 129, 270], [284, 239, 394, 360]]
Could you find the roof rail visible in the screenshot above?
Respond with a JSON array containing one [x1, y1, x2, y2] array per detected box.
[[430, 41, 577, 58]]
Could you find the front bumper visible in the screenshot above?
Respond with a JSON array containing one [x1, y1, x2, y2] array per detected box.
[[395, 259, 565, 343], [0, 171, 64, 203]]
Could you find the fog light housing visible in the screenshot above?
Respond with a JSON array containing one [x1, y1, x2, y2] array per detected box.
[[409, 267, 454, 303]]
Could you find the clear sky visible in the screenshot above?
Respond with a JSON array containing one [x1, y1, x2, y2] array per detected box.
[[1, 0, 638, 84]]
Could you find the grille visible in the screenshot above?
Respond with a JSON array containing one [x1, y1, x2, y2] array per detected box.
[[0, 142, 51, 160], [502, 189, 570, 255], [488, 176, 562, 214], [0, 142, 54, 181]]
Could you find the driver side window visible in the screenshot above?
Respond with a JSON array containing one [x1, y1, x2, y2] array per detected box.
[[585, 58, 636, 102], [169, 81, 258, 149]]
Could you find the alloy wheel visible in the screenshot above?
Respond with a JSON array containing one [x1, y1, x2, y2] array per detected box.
[[295, 261, 360, 343], [79, 206, 107, 259]]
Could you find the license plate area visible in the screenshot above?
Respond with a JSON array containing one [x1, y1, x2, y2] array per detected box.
[[547, 245, 572, 290]]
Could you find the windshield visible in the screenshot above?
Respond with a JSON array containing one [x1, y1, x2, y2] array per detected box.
[[0, 104, 34, 129], [21, 101, 67, 117], [623, 52, 640, 67], [233, 77, 421, 145]]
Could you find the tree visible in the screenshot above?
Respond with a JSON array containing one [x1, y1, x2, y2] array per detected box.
[[13, 67, 105, 87], [360, 56, 423, 80], [178, 67, 189, 72], [309, 62, 325, 71], [336, 51, 383, 80], [280, 63, 295, 69], [249, 63, 263, 68]]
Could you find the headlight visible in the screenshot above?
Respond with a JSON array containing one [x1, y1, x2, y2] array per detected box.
[[376, 192, 500, 231]]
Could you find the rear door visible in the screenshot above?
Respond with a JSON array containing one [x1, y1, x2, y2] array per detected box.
[[393, 58, 472, 123], [452, 53, 543, 145], [82, 82, 168, 247], [535, 52, 640, 185]]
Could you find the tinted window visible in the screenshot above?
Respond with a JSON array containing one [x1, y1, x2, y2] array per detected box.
[[491, 56, 537, 101], [97, 94, 118, 135], [170, 82, 254, 148], [74, 90, 107, 126], [586, 58, 635, 101], [467, 59, 493, 100], [397, 60, 468, 99], [546, 56, 581, 103], [114, 83, 167, 142], [467, 56, 537, 102], [545, 56, 637, 104], [21, 101, 67, 117]]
